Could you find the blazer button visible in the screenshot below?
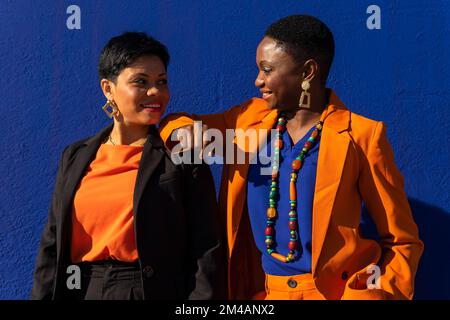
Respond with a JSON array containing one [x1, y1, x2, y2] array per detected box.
[[287, 278, 297, 288], [341, 271, 349, 280], [142, 265, 154, 278]]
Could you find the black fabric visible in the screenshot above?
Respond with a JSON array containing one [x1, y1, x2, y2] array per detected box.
[[64, 261, 144, 300], [31, 125, 226, 300]]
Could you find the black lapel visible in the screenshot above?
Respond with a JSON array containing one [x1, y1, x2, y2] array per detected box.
[[133, 125, 165, 215], [57, 124, 113, 259]]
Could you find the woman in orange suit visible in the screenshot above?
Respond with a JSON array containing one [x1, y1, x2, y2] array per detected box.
[[160, 15, 423, 300]]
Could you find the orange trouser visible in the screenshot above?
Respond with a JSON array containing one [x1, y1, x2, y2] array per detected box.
[[264, 273, 324, 300]]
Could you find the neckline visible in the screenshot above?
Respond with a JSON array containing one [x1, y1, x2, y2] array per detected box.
[[284, 125, 318, 150]]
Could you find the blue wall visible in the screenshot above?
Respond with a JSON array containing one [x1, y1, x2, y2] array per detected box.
[[0, 0, 448, 299]]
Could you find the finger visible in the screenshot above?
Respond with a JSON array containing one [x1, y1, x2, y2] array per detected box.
[[176, 125, 194, 151]]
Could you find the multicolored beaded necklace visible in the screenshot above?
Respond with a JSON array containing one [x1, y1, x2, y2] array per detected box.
[[265, 114, 324, 263]]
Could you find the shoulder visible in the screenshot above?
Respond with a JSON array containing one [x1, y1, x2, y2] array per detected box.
[[241, 97, 269, 110], [232, 98, 273, 127], [239, 97, 269, 114], [345, 110, 386, 152], [223, 97, 269, 116], [350, 111, 381, 135], [325, 106, 381, 139], [60, 136, 91, 161], [59, 125, 111, 165]]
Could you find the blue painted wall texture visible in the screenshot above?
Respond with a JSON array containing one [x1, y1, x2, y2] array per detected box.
[[0, 0, 448, 299]]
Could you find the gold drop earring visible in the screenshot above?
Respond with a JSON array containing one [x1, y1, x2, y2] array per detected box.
[[102, 99, 120, 119], [299, 79, 311, 109]]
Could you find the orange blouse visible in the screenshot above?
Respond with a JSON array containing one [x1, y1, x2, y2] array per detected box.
[[70, 144, 143, 263]]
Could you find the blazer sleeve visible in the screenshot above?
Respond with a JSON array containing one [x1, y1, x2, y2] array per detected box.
[[30, 148, 67, 300], [159, 104, 243, 149], [345, 122, 424, 300], [182, 163, 227, 300]]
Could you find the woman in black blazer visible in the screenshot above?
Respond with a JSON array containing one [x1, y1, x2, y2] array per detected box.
[[31, 32, 225, 300]]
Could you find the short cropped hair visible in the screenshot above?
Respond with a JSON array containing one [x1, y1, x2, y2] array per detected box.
[[265, 15, 335, 83], [98, 32, 170, 82]]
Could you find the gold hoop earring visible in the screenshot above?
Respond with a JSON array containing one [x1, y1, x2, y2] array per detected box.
[[102, 100, 120, 119], [299, 80, 311, 109]]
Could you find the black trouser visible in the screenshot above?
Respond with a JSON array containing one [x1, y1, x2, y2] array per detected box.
[[64, 260, 144, 300]]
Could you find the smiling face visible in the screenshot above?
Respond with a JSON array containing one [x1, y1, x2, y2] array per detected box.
[[102, 54, 170, 126], [255, 36, 304, 111]]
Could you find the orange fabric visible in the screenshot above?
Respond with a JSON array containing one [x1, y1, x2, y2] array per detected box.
[[71, 144, 142, 263], [159, 89, 424, 300], [264, 273, 324, 300]]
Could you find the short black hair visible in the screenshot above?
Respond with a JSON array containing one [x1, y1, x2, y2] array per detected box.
[[98, 32, 170, 82], [265, 15, 335, 83]]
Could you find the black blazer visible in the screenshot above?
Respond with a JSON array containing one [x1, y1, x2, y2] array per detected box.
[[31, 124, 225, 300]]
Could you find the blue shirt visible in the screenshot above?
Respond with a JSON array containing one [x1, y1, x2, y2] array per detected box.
[[247, 125, 320, 276]]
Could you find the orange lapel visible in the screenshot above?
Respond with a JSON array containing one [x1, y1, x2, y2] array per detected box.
[[227, 90, 352, 267], [228, 108, 278, 256], [311, 92, 352, 275]]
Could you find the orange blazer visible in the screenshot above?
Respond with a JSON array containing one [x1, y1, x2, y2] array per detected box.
[[160, 89, 424, 300]]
